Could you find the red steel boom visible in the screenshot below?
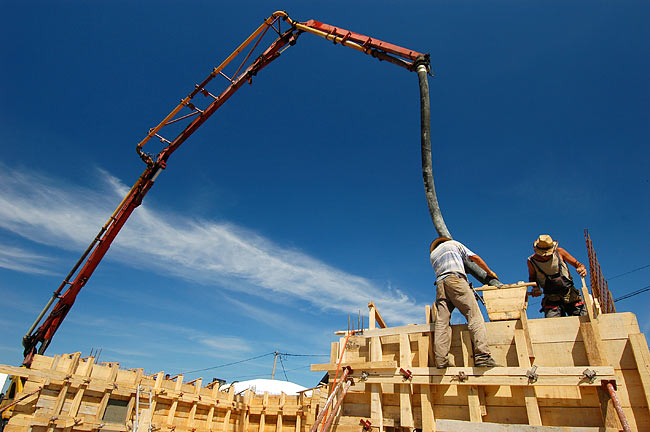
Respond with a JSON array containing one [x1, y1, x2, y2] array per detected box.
[[22, 11, 430, 365]]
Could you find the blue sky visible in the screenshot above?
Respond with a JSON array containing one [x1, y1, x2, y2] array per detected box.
[[1, 1, 648, 387]]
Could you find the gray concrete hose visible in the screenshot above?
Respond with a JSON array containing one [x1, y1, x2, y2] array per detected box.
[[415, 60, 501, 287]]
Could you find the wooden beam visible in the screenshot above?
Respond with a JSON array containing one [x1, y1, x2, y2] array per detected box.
[[514, 328, 542, 426], [68, 357, 94, 417], [369, 335, 383, 431], [629, 333, 650, 419], [186, 378, 202, 428], [364, 323, 434, 338], [350, 366, 616, 386], [166, 374, 184, 424], [417, 333, 435, 431], [461, 331, 485, 421], [579, 321, 621, 430], [435, 418, 604, 432], [398, 334, 414, 428], [259, 392, 268, 432], [221, 386, 235, 432], [368, 302, 387, 329], [310, 361, 396, 372], [277, 392, 285, 432]]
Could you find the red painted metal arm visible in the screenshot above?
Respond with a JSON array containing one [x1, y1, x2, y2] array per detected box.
[[22, 12, 429, 365]]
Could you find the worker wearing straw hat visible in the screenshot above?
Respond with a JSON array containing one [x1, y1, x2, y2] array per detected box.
[[528, 234, 587, 318], [430, 236, 499, 368]]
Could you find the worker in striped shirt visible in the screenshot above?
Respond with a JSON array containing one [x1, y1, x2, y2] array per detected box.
[[430, 237, 499, 368]]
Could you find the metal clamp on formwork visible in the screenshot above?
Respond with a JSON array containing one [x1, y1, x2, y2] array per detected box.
[[360, 371, 369, 382], [359, 419, 372, 431], [399, 368, 413, 381], [456, 371, 468, 382], [526, 365, 539, 384], [582, 368, 597, 384]]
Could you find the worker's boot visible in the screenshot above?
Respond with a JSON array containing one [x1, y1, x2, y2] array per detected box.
[[474, 355, 499, 367], [435, 358, 455, 369]]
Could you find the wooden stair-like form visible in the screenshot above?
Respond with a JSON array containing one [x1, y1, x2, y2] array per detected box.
[[311, 282, 650, 431], [0, 354, 324, 432]]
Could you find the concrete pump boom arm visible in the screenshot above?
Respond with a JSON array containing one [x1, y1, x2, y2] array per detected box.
[[22, 12, 431, 366]]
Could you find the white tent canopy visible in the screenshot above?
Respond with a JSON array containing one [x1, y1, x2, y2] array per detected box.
[[220, 379, 311, 396]]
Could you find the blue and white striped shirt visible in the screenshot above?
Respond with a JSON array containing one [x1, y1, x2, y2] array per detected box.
[[430, 240, 475, 281]]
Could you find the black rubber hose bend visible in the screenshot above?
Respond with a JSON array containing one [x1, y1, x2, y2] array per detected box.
[[416, 61, 501, 287]]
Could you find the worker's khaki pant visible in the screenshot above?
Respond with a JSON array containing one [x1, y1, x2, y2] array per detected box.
[[434, 275, 490, 365]]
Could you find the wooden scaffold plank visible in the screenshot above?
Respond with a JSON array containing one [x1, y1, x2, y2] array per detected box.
[[461, 331, 484, 422], [369, 333, 383, 431], [629, 333, 650, 419], [277, 392, 285, 432], [166, 374, 184, 425], [418, 329, 435, 432], [514, 325, 542, 426], [68, 356, 95, 417], [221, 386, 235, 432], [398, 333, 414, 429], [186, 378, 202, 428]]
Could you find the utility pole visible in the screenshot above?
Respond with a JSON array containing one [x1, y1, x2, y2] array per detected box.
[[271, 351, 279, 380]]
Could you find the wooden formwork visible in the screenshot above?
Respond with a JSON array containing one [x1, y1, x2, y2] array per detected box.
[[0, 354, 324, 432], [312, 283, 650, 431], [2, 283, 650, 431]]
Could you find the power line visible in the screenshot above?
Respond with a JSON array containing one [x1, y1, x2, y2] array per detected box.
[[279, 353, 329, 357], [230, 364, 312, 381], [181, 352, 275, 375], [614, 285, 650, 302], [279, 355, 289, 381], [608, 264, 650, 281]]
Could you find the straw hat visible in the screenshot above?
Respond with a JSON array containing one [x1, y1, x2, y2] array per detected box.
[[430, 236, 452, 253], [533, 234, 558, 256]]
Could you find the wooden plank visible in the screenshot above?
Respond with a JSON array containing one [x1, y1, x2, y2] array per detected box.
[[364, 323, 434, 338], [398, 334, 414, 428], [186, 378, 201, 427], [579, 321, 621, 430], [461, 331, 483, 423], [239, 390, 252, 432], [330, 342, 339, 365], [221, 385, 235, 432], [580, 277, 596, 321], [68, 357, 94, 417], [351, 366, 616, 386], [417, 334, 435, 431], [277, 392, 285, 432], [475, 282, 536, 292], [368, 302, 387, 329], [295, 392, 302, 432], [519, 312, 535, 362], [629, 333, 650, 419], [166, 374, 184, 424], [580, 322, 608, 366], [259, 392, 268, 432], [514, 328, 542, 426], [435, 418, 603, 431], [205, 380, 220, 428], [52, 353, 81, 417], [311, 361, 396, 372], [369, 335, 383, 431]]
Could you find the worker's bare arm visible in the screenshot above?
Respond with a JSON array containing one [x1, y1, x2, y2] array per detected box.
[[469, 255, 498, 280], [558, 247, 587, 277], [528, 260, 542, 297]]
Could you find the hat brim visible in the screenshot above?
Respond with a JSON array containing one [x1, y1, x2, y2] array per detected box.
[[430, 236, 452, 252], [533, 241, 557, 256]]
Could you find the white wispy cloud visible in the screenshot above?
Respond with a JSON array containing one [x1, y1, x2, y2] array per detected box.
[[138, 321, 253, 354], [0, 243, 56, 274], [0, 165, 422, 324]]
